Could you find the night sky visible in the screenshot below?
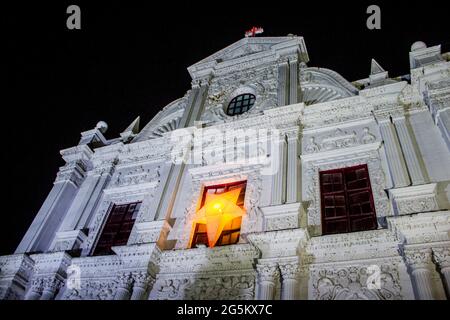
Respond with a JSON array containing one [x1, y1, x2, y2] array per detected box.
[[3, 1, 449, 255]]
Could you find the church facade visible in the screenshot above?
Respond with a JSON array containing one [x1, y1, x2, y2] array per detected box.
[[1, 36, 450, 300]]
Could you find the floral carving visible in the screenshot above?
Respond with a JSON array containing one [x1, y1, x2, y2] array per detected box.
[[279, 263, 301, 280], [312, 265, 402, 300], [152, 276, 255, 300], [404, 248, 433, 269], [256, 264, 280, 283], [433, 247, 450, 268]]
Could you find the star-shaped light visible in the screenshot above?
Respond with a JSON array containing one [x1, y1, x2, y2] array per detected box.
[[193, 188, 245, 247]]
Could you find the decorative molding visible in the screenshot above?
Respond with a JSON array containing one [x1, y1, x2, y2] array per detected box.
[[304, 230, 399, 265], [387, 211, 450, 245], [247, 228, 307, 259]]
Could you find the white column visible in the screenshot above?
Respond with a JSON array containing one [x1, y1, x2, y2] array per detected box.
[[59, 163, 114, 232], [187, 80, 209, 127], [16, 146, 92, 253], [289, 59, 298, 105], [256, 264, 280, 300], [378, 120, 410, 187], [286, 131, 300, 203], [25, 278, 43, 300], [114, 273, 133, 300], [271, 134, 287, 205], [155, 81, 209, 221], [131, 272, 154, 300], [436, 109, 450, 151], [40, 278, 61, 300], [433, 247, 450, 297], [405, 248, 435, 300], [279, 262, 300, 300], [393, 117, 426, 185], [277, 61, 289, 107]]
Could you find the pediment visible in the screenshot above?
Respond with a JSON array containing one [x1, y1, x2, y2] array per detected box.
[[188, 36, 308, 73]]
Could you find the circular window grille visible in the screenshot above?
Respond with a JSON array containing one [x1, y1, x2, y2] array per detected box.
[[226, 94, 256, 116]]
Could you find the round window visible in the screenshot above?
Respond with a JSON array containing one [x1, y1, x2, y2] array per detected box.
[[226, 94, 256, 116]]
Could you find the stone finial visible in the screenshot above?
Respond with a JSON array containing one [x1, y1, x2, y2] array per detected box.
[[411, 41, 427, 52], [96, 121, 108, 134], [120, 116, 140, 142], [370, 59, 386, 75]]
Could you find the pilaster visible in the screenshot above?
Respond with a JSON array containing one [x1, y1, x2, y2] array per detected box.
[[404, 248, 435, 300], [277, 61, 289, 107], [270, 133, 287, 205], [256, 263, 280, 300], [392, 116, 427, 185], [378, 119, 410, 187], [286, 130, 300, 203], [16, 145, 93, 253], [279, 261, 301, 300], [433, 247, 450, 297]]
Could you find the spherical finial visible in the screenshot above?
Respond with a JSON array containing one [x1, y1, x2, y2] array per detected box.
[[96, 121, 108, 134], [411, 41, 427, 52]]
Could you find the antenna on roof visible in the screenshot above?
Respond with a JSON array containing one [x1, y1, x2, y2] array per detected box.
[[245, 27, 264, 37]]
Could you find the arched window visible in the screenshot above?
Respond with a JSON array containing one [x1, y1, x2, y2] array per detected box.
[[226, 94, 256, 116]]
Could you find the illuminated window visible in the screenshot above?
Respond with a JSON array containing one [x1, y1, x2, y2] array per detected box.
[[226, 94, 256, 116], [93, 202, 141, 256], [320, 165, 377, 235], [191, 181, 246, 248]]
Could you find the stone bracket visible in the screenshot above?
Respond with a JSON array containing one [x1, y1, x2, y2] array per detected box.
[[389, 183, 439, 216], [260, 202, 302, 231], [50, 229, 88, 252], [128, 220, 171, 246]]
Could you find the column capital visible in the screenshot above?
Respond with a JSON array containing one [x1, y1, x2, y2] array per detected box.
[[42, 276, 63, 292], [256, 263, 280, 283], [433, 247, 450, 269], [284, 129, 300, 142], [29, 277, 44, 293], [132, 271, 155, 289], [391, 115, 407, 123], [405, 248, 433, 270], [116, 272, 134, 290], [279, 262, 301, 280]]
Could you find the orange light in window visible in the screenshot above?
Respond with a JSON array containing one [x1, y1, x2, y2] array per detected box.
[[193, 188, 245, 247]]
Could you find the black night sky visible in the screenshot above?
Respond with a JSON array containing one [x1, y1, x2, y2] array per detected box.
[[3, 1, 449, 255]]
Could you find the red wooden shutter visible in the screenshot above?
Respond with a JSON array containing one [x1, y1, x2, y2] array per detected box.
[[320, 165, 377, 235], [93, 202, 141, 256]]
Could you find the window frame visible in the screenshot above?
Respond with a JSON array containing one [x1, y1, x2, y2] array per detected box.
[[226, 94, 256, 116], [191, 181, 247, 248]]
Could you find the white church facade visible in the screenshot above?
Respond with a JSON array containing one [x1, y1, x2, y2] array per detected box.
[[1, 36, 450, 300]]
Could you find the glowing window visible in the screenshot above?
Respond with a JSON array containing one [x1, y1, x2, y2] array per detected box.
[[191, 181, 246, 248], [226, 94, 256, 116]]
